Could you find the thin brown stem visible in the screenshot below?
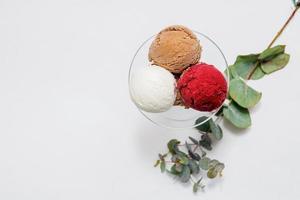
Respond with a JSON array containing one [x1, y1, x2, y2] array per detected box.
[[178, 143, 197, 147], [192, 145, 199, 153], [267, 6, 299, 48], [247, 61, 260, 80]]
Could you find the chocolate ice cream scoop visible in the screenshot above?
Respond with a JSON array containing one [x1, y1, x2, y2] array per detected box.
[[149, 25, 202, 73]]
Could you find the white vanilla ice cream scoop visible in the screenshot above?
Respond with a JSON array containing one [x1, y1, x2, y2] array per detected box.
[[130, 65, 176, 113]]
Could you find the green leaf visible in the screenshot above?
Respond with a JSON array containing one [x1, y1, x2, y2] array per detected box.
[[188, 159, 200, 174], [175, 163, 183, 173], [236, 54, 258, 63], [179, 155, 189, 165], [223, 101, 251, 128], [185, 141, 192, 152], [196, 117, 223, 139], [225, 66, 237, 80], [215, 163, 225, 175], [199, 134, 212, 151], [169, 163, 183, 176], [171, 154, 179, 163], [200, 149, 206, 157], [188, 137, 199, 145], [209, 159, 219, 168], [197, 177, 203, 185], [193, 178, 204, 193], [160, 160, 166, 173], [188, 151, 201, 161], [261, 53, 290, 74], [207, 159, 225, 178], [199, 157, 211, 170], [179, 165, 191, 183], [292, 0, 296, 6], [196, 116, 223, 140], [193, 183, 199, 193], [250, 64, 265, 80], [258, 45, 285, 61], [207, 167, 218, 179], [229, 78, 262, 108], [154, 160, 160, 167], [207, 163, 225, 179], [224, 67, 231, 79], [195, 116, 210, 132], [167, 139, 180, 154], [208, 120, 223, 140], [176, 150, 188, 157], [169, 164, 181, 175], [230, 54, 264, 80], [186, 142, 201, 161], [159, 153, 168, 159]]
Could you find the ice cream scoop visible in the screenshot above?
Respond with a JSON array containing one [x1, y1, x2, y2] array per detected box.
[[149, 25, 202, 73], [177, 63, 227, 112], [130, 65, 176, 113]]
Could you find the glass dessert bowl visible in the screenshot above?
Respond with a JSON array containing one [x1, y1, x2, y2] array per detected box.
[[129, 31, 229, 129]]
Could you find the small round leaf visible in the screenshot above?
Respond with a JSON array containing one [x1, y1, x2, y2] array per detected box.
[[188, 159, 200, 174], [195, 116, 210, 132], [199, 157, 211, 170], [208, 120, 223, 140], [179, 166, 191, 183], [261, 53, 290, 74], [229, 78, 262, 108], [207, 167, 218, 179], [258, 45, 285, 61], [160, 160, 166, 173], [223, 101, 251, 128]]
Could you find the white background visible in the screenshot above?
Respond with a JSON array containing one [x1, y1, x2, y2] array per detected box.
[[0, 0, 299, 199]]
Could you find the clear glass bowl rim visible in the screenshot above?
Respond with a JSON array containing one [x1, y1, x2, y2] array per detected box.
[[128, 30, 230, 129]]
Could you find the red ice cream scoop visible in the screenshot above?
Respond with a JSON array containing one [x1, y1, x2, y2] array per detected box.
[[177, 63, 227, 112]]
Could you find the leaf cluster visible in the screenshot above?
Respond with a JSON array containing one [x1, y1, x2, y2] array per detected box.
[[155, 136, 224, 193], [156, 45, 290, 193], [195, 116, 223, 141], [222, 45, 290, 128]]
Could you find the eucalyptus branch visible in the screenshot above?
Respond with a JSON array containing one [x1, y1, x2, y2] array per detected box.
[[248, 6, 299, 79], [155, 138, 224, 193], [156, 2, 298, 194]]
